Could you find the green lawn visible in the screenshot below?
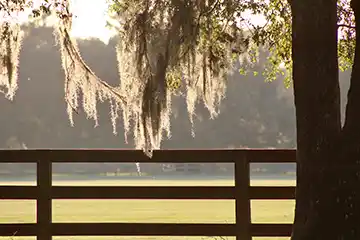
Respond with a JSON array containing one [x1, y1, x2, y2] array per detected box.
[[0, 179, 295, 240]]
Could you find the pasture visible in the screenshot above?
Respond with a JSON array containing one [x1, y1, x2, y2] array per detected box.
[[0, 178, 295, 240]]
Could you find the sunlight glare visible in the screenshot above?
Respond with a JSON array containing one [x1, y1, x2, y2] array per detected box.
[[70, 0, 115, 44]]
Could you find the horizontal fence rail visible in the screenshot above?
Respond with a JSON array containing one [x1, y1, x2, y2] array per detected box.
[[0, 149, 296, 240], [0, 186, 295, 199], [0, 149, 296, 162]]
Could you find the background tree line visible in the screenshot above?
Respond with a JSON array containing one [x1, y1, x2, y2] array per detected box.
[[1, 25, 297, 149], [0, 24, 351, 176]]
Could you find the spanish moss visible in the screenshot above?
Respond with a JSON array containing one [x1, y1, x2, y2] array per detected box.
[[114, 0, 246, 155], [0, 22, 23, 100], [54, 3, 126, 127]]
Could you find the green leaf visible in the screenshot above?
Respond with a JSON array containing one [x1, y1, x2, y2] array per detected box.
[[239, 68, 247, 76]]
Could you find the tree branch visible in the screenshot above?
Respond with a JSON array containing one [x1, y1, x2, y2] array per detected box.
[[337, 24, 356, 29]]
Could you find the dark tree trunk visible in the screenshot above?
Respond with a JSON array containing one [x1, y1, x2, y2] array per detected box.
[[336, 0, 360, 237], [290, 0, 341, 238], [291, 0, 360, 239]]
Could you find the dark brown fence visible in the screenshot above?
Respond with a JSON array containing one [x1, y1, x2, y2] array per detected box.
[[0, 149, 296, 240]]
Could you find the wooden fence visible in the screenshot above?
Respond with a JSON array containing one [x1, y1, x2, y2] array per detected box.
[[0, 149, 296, 240]]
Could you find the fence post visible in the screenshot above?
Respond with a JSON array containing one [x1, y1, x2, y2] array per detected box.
[[235, 156, 251, 240], [37, 159, 52, 240]]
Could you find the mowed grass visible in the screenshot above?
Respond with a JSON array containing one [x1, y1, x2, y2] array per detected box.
[[0, 178, 295, 240]]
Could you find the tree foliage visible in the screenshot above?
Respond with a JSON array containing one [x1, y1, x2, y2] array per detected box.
[[0, 0, 355, 156]]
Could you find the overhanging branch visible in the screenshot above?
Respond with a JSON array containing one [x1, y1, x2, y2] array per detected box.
[[338, 24, 356, 29]]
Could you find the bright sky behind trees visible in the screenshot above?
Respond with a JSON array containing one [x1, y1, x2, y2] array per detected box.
[[68, 0, 266, 44], [1, 0, 266, 44], [70, 0, 114, 43]]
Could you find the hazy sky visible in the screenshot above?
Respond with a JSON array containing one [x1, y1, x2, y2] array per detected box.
[[1, 0, 114, 43], [71, 0, 114, 44]]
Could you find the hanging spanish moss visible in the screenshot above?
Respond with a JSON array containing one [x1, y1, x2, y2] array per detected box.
[[54, 2, 126, 128], [0, 22, 23, 100], [114, 0, 247, 153]]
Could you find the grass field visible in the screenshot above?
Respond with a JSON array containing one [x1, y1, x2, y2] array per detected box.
[[0, 178, 295, 240]]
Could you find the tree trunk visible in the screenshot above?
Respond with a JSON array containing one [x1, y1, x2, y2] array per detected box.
[[290, 0, 341, 238], [335, 0, 360, 237], [291, 0, 360, 239]]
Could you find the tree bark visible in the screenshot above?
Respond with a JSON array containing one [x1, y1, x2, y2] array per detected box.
[[290, 0, 342, 238], [291, 0, 360, 239], [334, 0, 360, 238]]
